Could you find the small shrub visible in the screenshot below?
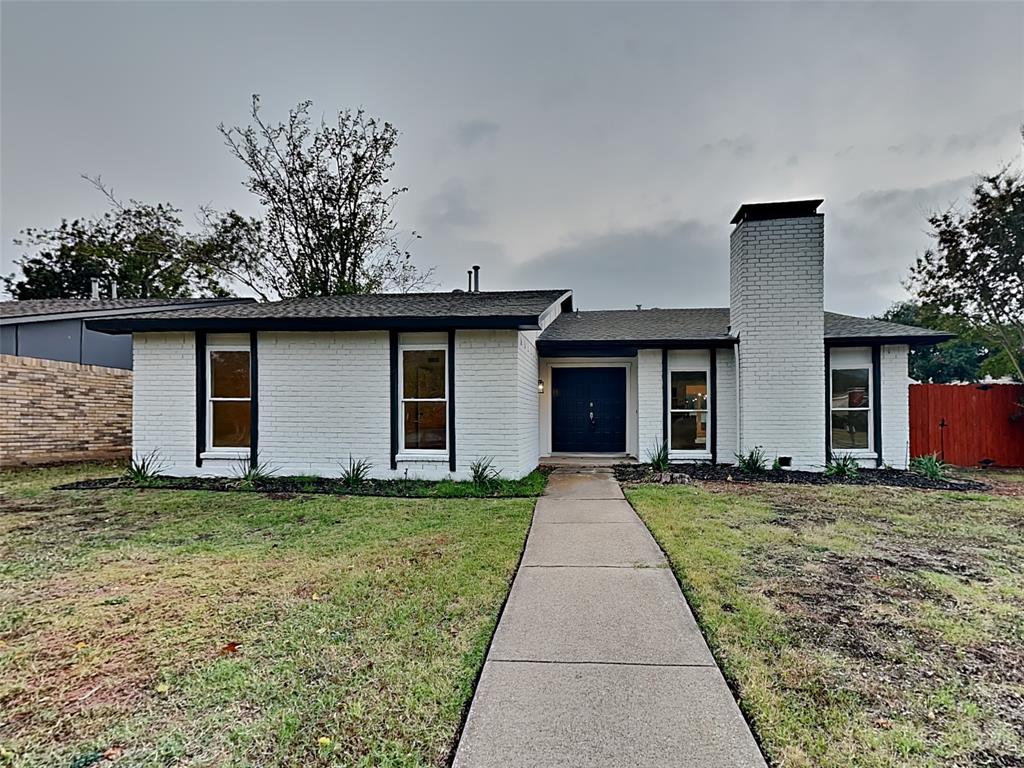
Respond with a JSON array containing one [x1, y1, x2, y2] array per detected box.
[[734, 446, 769, 474], [234, 454, 276, 490], [470, 457, 502, 489], [647, 440, 670, 472], [125, 450, 166, 485], [771, 457, 782, 471], [825, 454, 860, 478], [339, 455, 373, 488], [910, 453, 947, 480]]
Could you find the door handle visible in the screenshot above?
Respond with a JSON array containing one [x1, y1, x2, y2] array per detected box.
[[589, 411, 595, 425]]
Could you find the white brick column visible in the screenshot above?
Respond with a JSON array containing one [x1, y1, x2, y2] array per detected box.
[[880, 344, 911, 469], [730, 204, 826, 469]]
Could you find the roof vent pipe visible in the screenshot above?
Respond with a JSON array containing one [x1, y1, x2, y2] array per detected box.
[[472, 265, 480, 292], [467, 270, 473, 291], [110, 281, 118, 299], [91, 278, 101, 301]]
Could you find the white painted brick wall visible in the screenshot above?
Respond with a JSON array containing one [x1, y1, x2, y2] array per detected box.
[[134, 329, 540, 480], [133, 333, 196, 473], [259, 331, 391, 476], [516, 330, 541, 475], [716, 348, 738, 463], [881, 344, 910, 469], [637, 349, 663, 461], [454, 329, 523, 478], [731, 215, 826, 469]]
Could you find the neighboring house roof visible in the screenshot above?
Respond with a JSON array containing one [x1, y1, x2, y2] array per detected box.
[[0, 297, 254, 325], [86, 290, 574, 333], [537, 308, 952, 351]]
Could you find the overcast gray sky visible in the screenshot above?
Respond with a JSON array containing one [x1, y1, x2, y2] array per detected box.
[[2, 1, 1022, 315]]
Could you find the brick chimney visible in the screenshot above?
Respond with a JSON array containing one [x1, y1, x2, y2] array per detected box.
[[729, 199, 825, 469]]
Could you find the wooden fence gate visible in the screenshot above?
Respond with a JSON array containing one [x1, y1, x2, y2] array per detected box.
[[909, 383, 1024, 467]]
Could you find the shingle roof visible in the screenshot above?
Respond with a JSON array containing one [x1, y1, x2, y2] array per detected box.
[[823, 312, 952, 341], [538, 308, 952, 346], [86, 290, 572, 333], [0, 297, 253, 323], [540, 309, 735, 343]]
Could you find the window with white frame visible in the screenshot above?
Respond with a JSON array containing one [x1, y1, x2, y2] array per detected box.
[[669, 370, 709, 452], [208, 346, 251, 449], [400, 346, 447, 452], [830, 366, 871, 450]]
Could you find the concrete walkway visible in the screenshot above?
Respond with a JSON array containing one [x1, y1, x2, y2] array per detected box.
[[453, 469, 768, 768]]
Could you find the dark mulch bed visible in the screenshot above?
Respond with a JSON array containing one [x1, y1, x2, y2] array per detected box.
[[614, 463, 989, 491], [55, 471, 548, 499]]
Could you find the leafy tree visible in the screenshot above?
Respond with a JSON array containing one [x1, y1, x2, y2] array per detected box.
[[211, 95, 433, 300], [907, 152, 1024, 382], [4, 177, 231, 300], [877, 301, 991, 382]]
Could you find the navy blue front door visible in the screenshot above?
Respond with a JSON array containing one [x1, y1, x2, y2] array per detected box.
[[551, 367, 627, 453]]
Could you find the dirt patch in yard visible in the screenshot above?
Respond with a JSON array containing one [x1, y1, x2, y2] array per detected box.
[[627, 479, 1024, 768], [750, 485, 1024, 760]]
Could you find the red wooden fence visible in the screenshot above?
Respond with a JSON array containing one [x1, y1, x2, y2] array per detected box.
[[909, 383, 1024, 467]]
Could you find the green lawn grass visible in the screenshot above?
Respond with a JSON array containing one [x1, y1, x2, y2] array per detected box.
[[1, 463, 535, 767], [626, 480, 1024, 768]]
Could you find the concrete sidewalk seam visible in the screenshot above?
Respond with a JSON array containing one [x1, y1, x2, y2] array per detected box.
[[488, 658, 717, 668], [520, 563, 669, 569]]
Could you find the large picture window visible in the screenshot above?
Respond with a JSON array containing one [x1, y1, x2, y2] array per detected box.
[[831, 367, 871, 450], [208, 347, 251, 449], [669, 370, 709, 452], [401, 347, 447, 451]]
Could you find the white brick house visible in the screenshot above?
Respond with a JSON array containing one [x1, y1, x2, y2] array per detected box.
[[89, 200, 950, 478]]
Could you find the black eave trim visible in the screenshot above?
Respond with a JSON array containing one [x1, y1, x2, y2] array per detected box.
[[87, 314, 545, 334], [872, 344, 882, 467], [710, 347, 718, 464], [389, 330, 399, 470], [661, 348, 668, 448], [195, 331, 206, 467], [824, 345, 831, 465], [250, 331, 259, 466], [448, 330, 456, 473]]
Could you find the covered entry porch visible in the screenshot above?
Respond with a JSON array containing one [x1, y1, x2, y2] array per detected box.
[[537, 356, 640, 461]]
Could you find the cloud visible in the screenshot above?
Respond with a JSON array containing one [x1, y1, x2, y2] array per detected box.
[[885, 113, 1022, 157], [511, 219, 727, 310], [827, 175, 977, 315], [453, 119, 500, 150], [886, 135, 934, 156], [847, 176, 974, 218], [699, 135, 755, 158], [420, 177, 485, 232]]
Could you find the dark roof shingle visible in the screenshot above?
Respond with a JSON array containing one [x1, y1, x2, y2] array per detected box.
[[86, 290, 572, 333], [1, 297, 252, 323], [538, 308, 951, 346]]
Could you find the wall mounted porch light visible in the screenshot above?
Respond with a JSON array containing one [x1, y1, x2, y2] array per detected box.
[[537, 379, 545, 394]]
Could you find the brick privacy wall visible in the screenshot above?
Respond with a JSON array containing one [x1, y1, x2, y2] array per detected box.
[[0, 353, 132, 465], [730, 215, 826, 469]]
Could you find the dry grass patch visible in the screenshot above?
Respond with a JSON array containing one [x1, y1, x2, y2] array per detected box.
[[1, 463, 533, 767]]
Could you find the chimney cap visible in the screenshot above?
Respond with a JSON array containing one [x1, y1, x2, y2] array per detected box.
[[730, 199, 823, 225]]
